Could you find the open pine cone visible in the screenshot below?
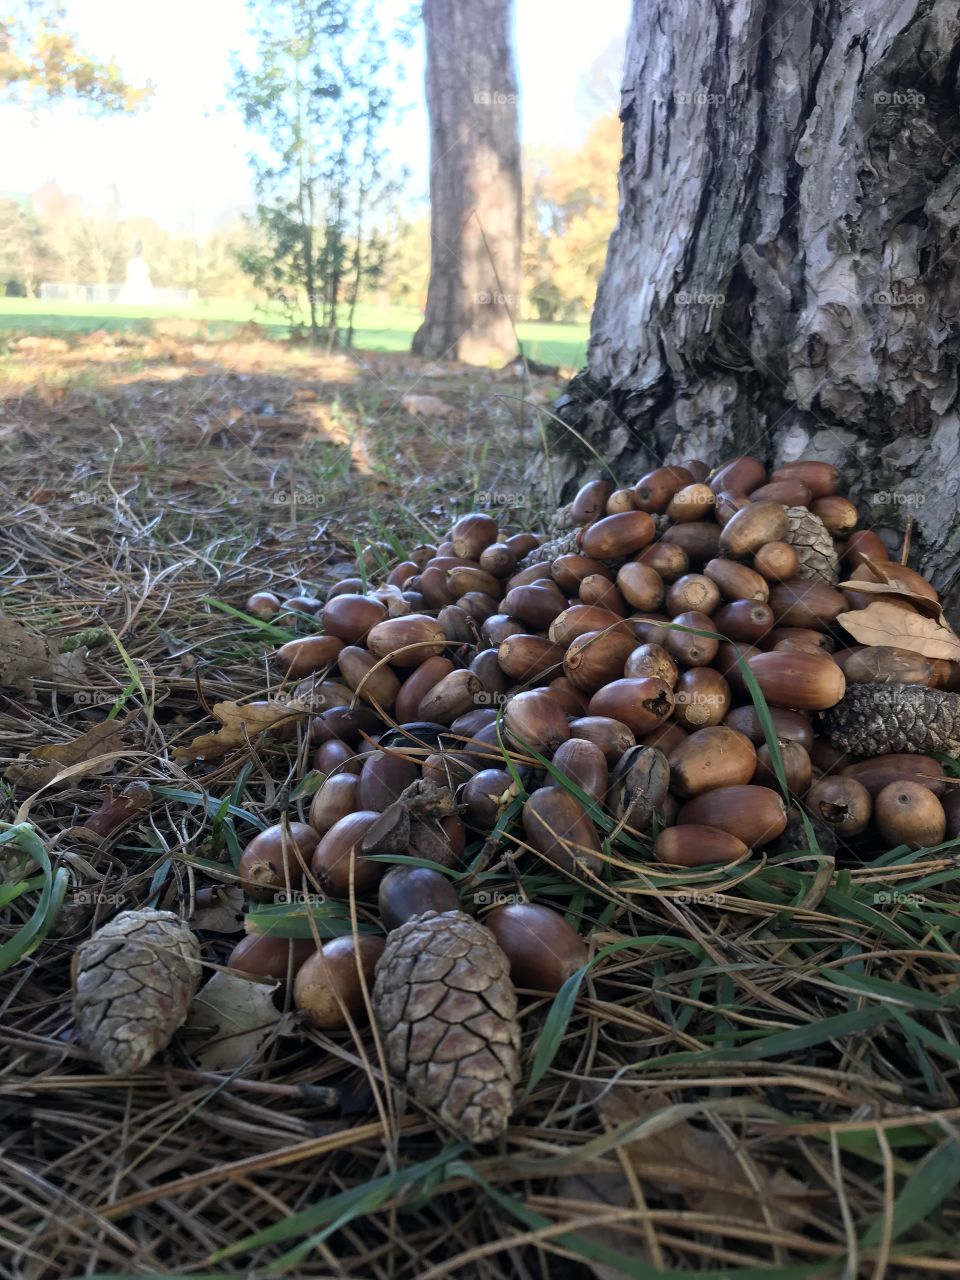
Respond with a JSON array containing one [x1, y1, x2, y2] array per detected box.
[[373, 909, 521, 1143]]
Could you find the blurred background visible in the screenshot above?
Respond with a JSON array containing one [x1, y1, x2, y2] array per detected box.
[[0, 0, 628, 367]]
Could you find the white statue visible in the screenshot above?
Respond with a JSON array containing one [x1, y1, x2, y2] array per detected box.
[[117, 240, 154, 305]]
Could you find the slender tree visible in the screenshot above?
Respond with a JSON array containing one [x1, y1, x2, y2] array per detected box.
[[412, 0, 522, 365], [541, 0, 960, 609]]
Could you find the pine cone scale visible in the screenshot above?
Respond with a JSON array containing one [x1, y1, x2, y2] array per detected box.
[[821, 682, 960, 756], [785, 506, 839, 583]]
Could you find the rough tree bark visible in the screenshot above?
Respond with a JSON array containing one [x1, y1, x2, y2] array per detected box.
[[538, 0, 960, 611], [412, 0, 522, 365]]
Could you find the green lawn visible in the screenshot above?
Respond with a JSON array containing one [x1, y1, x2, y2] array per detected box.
[[0, 297, 589, 368]]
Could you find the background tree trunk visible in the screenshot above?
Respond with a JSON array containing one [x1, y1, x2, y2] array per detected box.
[[539, 0, 960, 612], [412, 0, 522, 365]]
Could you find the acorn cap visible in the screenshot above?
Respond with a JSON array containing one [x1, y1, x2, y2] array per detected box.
[[373, 909, 521, 1143], [821, 682, 960, 757]]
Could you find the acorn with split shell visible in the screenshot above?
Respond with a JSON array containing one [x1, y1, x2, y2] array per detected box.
[[238, 822, 320, 901], [483, 902, 588, 991], [293, 934, 386, 1029], [806, 776, 872, 836], [625, 642, 679, 687]]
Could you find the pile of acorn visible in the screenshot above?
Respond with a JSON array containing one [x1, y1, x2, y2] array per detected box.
[[228, 455, 960, 1030]]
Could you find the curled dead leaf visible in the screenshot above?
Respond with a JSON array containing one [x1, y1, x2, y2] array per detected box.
[[180, 970, 284, 1070], [6, 716, 138, 790], [837, 600, 960, 662], [172, 699, 310, 763]]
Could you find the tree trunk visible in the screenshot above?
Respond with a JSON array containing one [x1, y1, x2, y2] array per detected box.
[[412, 0, 522, 366], [540, 0, 960, 611]]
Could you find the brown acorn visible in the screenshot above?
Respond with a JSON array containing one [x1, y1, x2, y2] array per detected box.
[[665, 573, 721, 616], [321, 594, 387, 644], [498, 634, 566, 681], [238, 822, 320, 901], [247, 591, 281, 619], [588, 677, 674, 736], [719, 502, 790, 559], [501, 583, 567, 630], [311, 812, 384, 898], [378, 865, 460, 930], [422, 751, 475, 788], [943, 790, 960, 840], [608, 745, 670, 833], [715, 641, 762, 694], [294, 934, 386, 1029], [357, 752, 420, 812], [654, 824, 749, 867], [551, 553, 611, 592], [450, 512, 498, 560], [366, 615, 447, 667], [447, 565, 502, 600], [549, 604, 633, 648], [667, 483, 715, 521], [482, 613, 527, 647], [457, 591, 500, 623], [841, 754, 946, 798], [572, 479, 614, 524], [337, 645, 401, 710], [309, 772, 360, 834], [548, 676, 591, 716], [723, 705, 814, 752], [633, 465, 694, 512], [461, 768, 519, 828], [746, 651, 845, 711], [753, 541, 800, 582], [637, 542, 689, 582], [661, 522, 722, 564], [839, 646, 936, 687], [663, 611, 719, 667], [579, 574, 628, 615], [806, 776, 872, 837], [749, 478, 813, 507], [522, 786, 604, 875], [607, 487, 639, 514], [467, 650, 509, 701], [505, 560, 553, 589], [812, 496, 858, 535], [327, 577, 366, 597], [418, 669, 483, 725], [228, 934, 316, 983], [639, 721, 688, 755], [568, 715, 636, 762], [712, 600, 775, 643], [438, 605, 479, 644], [753, 741, 812, 795], [708, 456, 766, 495], [874, 781, 946, 850], [284, 594, 323, 615], [483, 903, 588, 991], [673, 668, 731, 728], [844, 529, 890, 569], [703, 558, 769, 603], [769, 579, 846, 630], [770, 460, 843, 499], [713, 490, 753, 525], [676, 785, 787, 848], [504, 690, 570, 755], [624, 642, 679, 687], [313, 738, 362, 776], [479, 543, 518, 578], [563, 629, 636, 693], [274, 635, 344, 679], [387, 560, 420, 588], [667, 726, 757, 798], [550, 738, 609, 802], [763, 626, 835, 653], [580, 511, 656, 559], [394, 656, 455, 723]]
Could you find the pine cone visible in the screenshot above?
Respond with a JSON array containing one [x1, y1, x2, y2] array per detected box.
[[785, 506, 839, 584], [72, 909, 201, 1073], [519, 527, 578, 569], [821, 682, 960, 757], [373, 909, 521, 1143]]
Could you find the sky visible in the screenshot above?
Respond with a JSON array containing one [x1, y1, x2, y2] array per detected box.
[[0, 0, 629, 231]]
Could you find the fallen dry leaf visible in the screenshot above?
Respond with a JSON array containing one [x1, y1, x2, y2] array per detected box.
[[837, 600, 960, 662], [190, 886, 245, 934], [180, 970, 284, 1070], [6, 716, 137, 790], [595, 1085, 806, 1229], [72, 780, 154, 841], [400, 393, 455, 421], [0, 614, 90, 696], [837, 577, 944, 618], [172, 699, 310, 763]]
